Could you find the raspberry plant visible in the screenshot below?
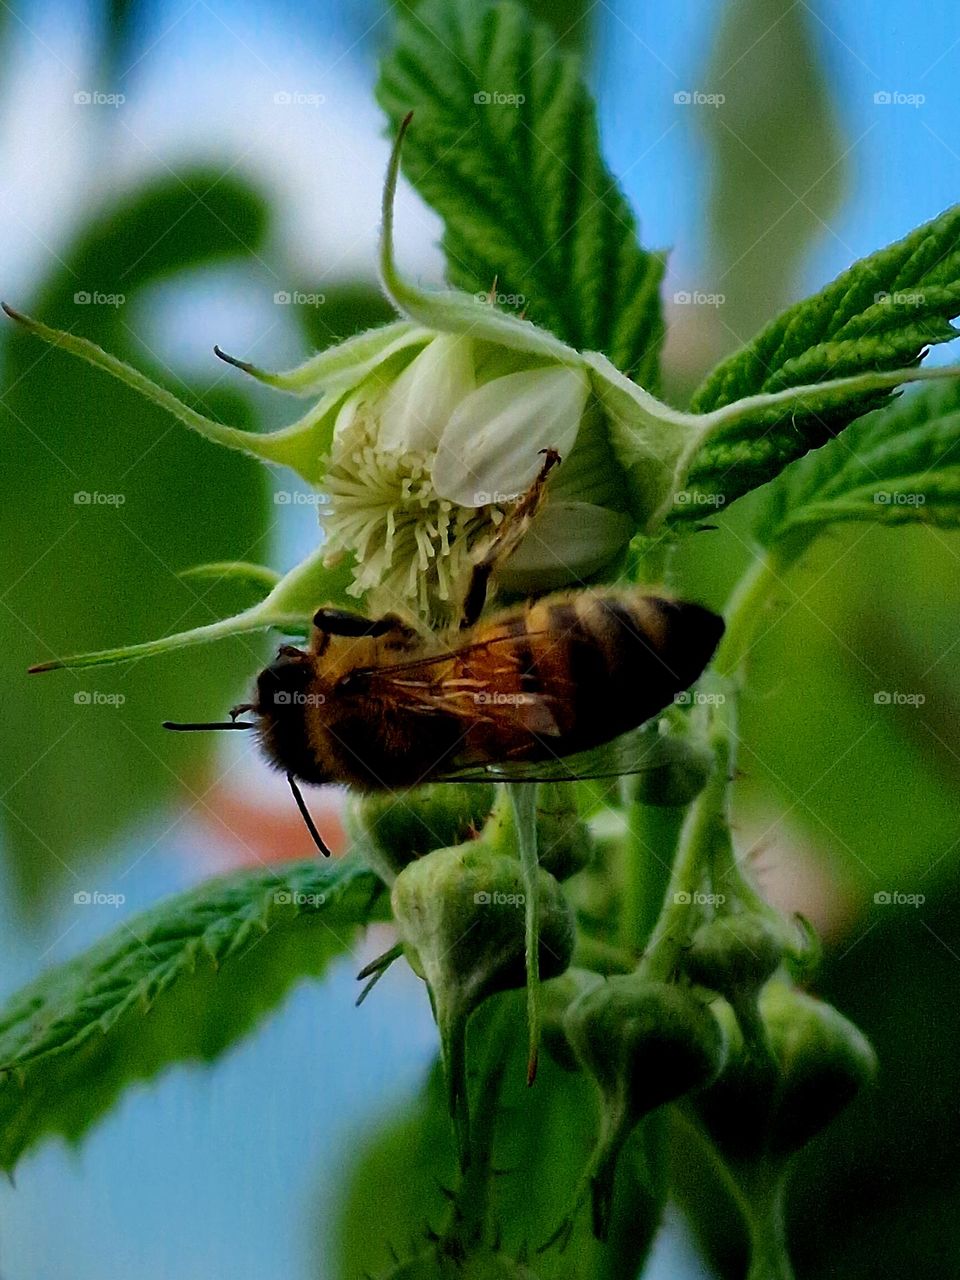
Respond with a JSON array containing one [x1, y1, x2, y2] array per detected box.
[[4, 3, 960, 1277]]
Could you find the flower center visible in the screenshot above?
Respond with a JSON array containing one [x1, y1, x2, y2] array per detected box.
[[322, 400, 501, 623]]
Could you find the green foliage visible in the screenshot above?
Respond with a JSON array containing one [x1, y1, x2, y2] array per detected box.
[[0, 855, 384, 1172], [0, 171, 272, 906], [334, 1000, 667, 1280], [6, 4, 960, 1277], [756, 380, 960, 552], [680, 204, 960, 515], [377, 0, 666, 386]]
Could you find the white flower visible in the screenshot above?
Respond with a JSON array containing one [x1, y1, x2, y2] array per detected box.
[[12, 116, 960, 668], [317, 329, 600, 619]]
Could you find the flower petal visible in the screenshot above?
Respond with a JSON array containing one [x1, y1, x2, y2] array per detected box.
[[495, 501, 633, 593], [432, 367, 589, 507], [378, 334, 475, 454]]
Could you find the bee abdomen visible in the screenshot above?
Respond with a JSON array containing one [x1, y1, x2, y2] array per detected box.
[[530, 592, 723, 750]]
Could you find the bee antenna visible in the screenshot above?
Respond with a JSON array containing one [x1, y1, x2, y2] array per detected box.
[[287, 773, 332, 857], [162, 720, 255, 732]]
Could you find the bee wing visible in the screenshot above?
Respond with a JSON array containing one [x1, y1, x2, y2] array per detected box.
[[432, 722, 707, 783], [357, 632, 566, 738]]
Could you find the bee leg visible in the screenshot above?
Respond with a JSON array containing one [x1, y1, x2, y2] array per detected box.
[[312, 606, 399, 638], [287, 773, 332, 857], [459, 447, 561, 630]]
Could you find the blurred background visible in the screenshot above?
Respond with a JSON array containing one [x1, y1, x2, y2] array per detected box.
[[1, 0, 959, 1276]]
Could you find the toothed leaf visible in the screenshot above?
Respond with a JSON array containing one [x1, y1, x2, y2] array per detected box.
[[679, 204, 960, 516], [377, 0, 666, 385], [0, 856, 385, 1172], [756, 379, 960, 551]]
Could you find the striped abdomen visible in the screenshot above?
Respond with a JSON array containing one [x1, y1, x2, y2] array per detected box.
[[457, 589, 724, 762]]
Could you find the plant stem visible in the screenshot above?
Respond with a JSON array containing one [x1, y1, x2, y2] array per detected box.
[[741, 1171, 795, 1280], [619, 779, 685, 955], [713, 549, 784, 680], [639, 550, 785, 977], [639, 745, 724, 980], [508, 781, 542, 1085]]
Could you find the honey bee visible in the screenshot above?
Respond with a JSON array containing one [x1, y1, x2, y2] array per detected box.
[[164, 451, 724, 854]]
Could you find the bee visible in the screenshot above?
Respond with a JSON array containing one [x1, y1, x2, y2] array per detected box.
[[165, 452, 724, 854]]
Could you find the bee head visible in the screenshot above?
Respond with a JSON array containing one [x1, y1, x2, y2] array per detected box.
[[163, 646, 334, 853], [250, 648, 332, 787], [255, 650, 314, 716]]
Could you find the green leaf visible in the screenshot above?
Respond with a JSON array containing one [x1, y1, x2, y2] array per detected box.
[[755, 381, 960, 551], [0, 855, 385, 1173], [334, 995, 666, 1280], [0, 170, 272, 906], [680, 204, 960, 516], [377, 0, 666, 386]]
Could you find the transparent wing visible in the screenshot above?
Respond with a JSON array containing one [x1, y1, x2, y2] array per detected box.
[[432, 721, 712, 783]]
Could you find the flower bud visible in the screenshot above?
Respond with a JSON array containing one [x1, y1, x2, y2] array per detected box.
[[391, 840, 575, 1160], [348, 783, 496, 883], [628, 732, 713, 807], [695, 981, 877, 1166], [476, 783, 592, 882], [560, 974, 726, 1238], [532, 784, 594, 881], [682, 913, 785, 1057], [540, 968, 603, 1073]]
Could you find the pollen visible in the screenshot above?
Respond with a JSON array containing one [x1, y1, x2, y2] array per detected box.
[[322, 399, 502, 622]]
